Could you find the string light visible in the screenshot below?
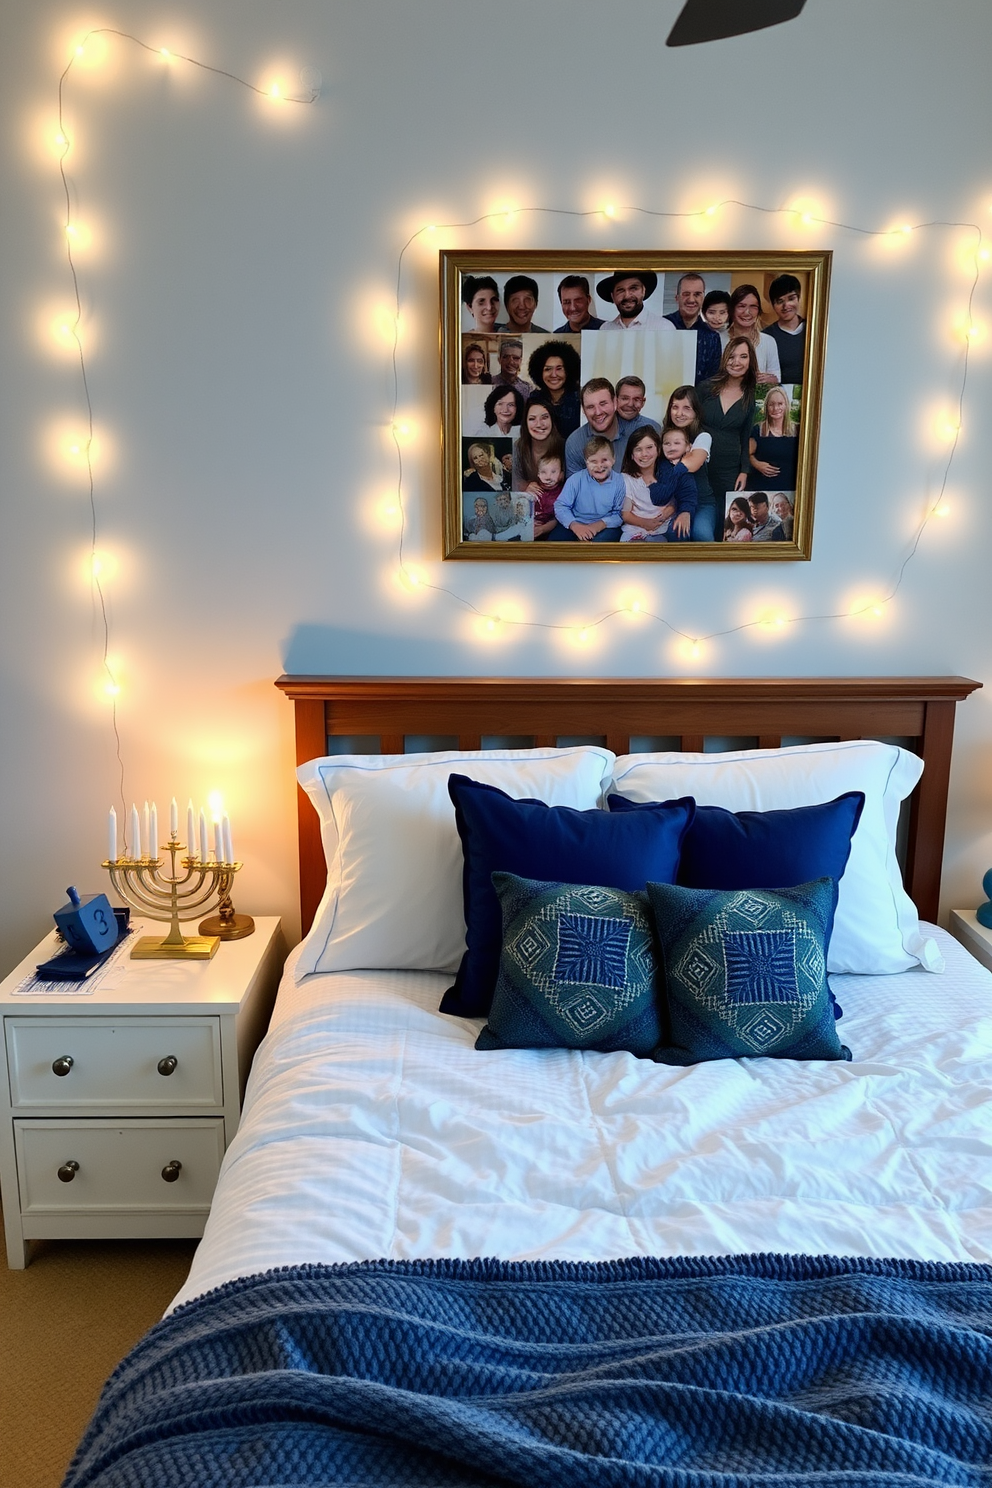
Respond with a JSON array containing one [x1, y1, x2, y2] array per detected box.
[[386, 199, 981, 657], [48, 28, 319, 828], [43, 28, 984, 722]]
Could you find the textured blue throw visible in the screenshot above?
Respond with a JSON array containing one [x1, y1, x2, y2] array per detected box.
[[63, 1254, 992, 1487]]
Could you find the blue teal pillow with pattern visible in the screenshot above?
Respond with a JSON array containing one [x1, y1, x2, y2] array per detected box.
[[476, 873, 663, 1056], [646, 878, 850, 1065]]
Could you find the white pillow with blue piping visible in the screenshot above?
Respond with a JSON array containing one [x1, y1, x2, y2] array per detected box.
[[610, 739, 942, 976], [295, 747, 615, 980]]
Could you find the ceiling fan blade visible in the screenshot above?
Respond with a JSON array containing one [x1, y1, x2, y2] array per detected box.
[[666, 0, 807, 46]]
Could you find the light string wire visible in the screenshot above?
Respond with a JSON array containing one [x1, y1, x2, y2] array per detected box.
[[54, 29, 316, 846], [389, 203, 984, 649]]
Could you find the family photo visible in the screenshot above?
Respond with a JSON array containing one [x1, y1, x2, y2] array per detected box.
[[442, 252, 830, 560]]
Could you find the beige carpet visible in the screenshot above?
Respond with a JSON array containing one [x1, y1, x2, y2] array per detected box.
[[0, 1221, 196, 1488]]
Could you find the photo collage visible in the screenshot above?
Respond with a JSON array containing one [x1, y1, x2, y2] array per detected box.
[[457, 265, 808, 548]]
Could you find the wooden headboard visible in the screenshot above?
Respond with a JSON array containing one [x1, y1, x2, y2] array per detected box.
[[275, 676, 981, 934]]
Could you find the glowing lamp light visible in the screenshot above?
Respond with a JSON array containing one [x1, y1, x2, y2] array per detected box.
[[933, 502, 951, 518], [979, 247, 990, 262], [207, 790, 224, 821], [704, 204, 718, 217], [397, 565, 426, 593], [103, 679, 120, 697], [603, 204, 616, 219], [901, 223, 913, 236]]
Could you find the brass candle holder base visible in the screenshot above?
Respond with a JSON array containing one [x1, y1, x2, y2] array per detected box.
[[200, 888, 254, 940], [131, 934, 219, 960], [199, 912, 255, 940]]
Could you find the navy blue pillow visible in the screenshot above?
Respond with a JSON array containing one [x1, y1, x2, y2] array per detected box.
[[646, 878, 850, 1065], [476, 874, 663, 1055], [608, 792, 864, 892], [441, 776, 694, 1018]]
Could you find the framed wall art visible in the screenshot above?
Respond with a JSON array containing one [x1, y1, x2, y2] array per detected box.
[[440, 250, 830, 560]]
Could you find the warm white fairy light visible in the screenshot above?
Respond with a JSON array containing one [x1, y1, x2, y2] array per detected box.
[[41, 25, 985, 707], [384, 200, 981, 659], [46, 27, 318, 810]]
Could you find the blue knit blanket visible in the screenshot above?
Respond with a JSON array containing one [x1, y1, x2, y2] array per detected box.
[[63, 1254, 992, 1487]]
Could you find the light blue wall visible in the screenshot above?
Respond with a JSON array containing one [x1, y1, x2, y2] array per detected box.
[[1, 0, 990, 962]]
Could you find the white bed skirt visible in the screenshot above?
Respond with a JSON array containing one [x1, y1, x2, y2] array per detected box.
[[170, 925, 992, 1311]]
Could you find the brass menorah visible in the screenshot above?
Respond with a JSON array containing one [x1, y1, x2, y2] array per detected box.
[[103, 834, 244, 959]]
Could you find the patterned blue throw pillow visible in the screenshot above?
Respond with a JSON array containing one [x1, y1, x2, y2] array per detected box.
[[476, 873, 663, 1056], [646, 878, 851, 1065]]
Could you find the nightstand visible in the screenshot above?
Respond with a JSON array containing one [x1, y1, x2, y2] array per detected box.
[[949, 910, 992, 974], [0, 916, 284, 1268]]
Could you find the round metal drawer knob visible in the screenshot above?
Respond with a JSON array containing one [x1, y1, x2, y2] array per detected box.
[[161, 1161, 182, 1183], [157, 1056, 178, 1077], [52, 1056, 74, 1077], [57, 1160, 80, 1183]]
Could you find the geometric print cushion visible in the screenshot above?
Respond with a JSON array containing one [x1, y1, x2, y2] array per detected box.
[[646, 878, 851, 1065], [475, 873, 663, 1056]]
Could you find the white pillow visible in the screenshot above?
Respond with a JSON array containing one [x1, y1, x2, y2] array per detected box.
[[611, 740, 942, 976], [295, 747, 615, 979]]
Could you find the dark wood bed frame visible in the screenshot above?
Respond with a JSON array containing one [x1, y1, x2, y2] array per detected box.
[[275, 676, 981, 935]]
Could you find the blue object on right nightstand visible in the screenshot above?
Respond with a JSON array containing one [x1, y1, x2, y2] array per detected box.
[[976, 869, 992, 928]]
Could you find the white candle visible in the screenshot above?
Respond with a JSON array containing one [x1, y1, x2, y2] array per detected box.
[[222, 814, 234, 865], [170, 797, 179, 838], [213, 820, 223, 863], [187, 800, 196, 859], [149, 802, 158, 860], [130, 803, 141, 859], [108, 806, 117, 862], [199, 810, 209, 863], [142, 801, 150, 859]]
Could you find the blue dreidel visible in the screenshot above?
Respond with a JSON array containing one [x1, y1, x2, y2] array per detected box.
[[53, 886, 120, 954], [977, 870, 992, 930]]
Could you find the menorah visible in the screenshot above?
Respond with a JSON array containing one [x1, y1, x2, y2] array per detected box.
[[103, 834, 246, 959]]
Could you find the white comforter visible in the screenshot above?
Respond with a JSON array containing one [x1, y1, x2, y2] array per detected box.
[[171, 925, 992, 1310]]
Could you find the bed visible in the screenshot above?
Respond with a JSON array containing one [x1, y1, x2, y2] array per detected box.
[[63, 675, 992, 1488]]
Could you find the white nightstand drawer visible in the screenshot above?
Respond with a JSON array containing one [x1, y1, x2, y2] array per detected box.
[[14, 1119, 225, 1213], [6, 1017, 223, 1110]]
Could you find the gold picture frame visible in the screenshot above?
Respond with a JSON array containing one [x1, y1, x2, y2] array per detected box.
[[441, 249, 830, 560]]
